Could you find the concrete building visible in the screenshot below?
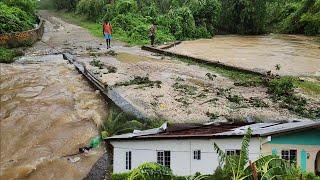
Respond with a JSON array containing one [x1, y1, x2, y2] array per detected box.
[[108, 121, 320, 176]]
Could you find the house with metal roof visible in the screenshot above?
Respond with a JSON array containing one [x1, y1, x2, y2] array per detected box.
[[108, 120, 320, 176]]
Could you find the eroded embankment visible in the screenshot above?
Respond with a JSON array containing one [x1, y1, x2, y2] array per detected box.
[[0, 55, 106, 179]]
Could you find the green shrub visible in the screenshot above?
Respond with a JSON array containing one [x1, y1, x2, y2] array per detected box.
[[268, 77, 295, 98], [76, 0, 106, 21], [267, 77, 319, 119], [52, 0, 78, 11], [116, 0, 138, 14], [111, 172, 131, 180], [300, 11, 320, 35], [302, 172, 320, 180], [3, 0, 37, 15], [0, 2, 36, 33], [37, 0, 55, 10], [128, 162, 173, 180], [167, 6, 196, 40], [189, 0, 221, 36], [218, 0, 267, 34], [273, 0, 320, 35], [0, 48, 20, 63], [141, 2, 159, 17]]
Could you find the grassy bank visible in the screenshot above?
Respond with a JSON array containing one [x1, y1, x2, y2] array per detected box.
[[178, 57, 320, 118], [55, 11, 102, 38], [177, 57, 320, 96]]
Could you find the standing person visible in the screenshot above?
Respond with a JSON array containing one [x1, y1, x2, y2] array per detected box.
[[149, 22, 157, 47], [103, 20, 112, 49]]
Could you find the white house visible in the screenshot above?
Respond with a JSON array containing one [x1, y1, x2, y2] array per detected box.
[[108, 121, 320, 176]]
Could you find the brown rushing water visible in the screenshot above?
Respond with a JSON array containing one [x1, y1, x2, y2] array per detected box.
[[169, 35, 320, 76], [0, 55, 106, 179]]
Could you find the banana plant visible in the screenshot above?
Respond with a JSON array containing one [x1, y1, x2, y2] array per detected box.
[[245, 155, 296, 180], [185, 174, 209, 180], [214, 128, 252, 180]]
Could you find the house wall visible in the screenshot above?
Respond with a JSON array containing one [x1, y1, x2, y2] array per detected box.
[[262, 144, 320, 173], [111, 137, 262, 176], [261, 128, 320, 173]]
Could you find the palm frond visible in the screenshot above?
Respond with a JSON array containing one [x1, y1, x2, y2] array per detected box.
[[102, 109, 143, 138]]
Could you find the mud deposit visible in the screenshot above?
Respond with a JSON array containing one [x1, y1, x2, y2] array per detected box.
[[79, 53, 298, 123], [168, 35, 320, 76], [0, 55, 106, 179]]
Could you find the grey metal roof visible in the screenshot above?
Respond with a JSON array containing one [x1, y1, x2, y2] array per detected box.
[[215, 120, 320, 136], [108, 120, 320, 140], [108, 122, 167, 140]]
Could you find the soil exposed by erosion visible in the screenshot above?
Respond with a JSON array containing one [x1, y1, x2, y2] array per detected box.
[[168, 35, 320, 76]]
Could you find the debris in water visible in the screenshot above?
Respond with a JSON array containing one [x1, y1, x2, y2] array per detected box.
[[68, 157, 81, 163]]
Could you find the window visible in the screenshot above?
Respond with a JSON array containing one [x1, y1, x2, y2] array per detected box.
[[194, 150, 201, 160], [281, 150, 297, 166], [126, 151, 132, 170], [157, 151, 170, 168], [226, 149, 241, 156]]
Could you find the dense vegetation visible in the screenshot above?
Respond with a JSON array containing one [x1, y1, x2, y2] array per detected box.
[[0, 0, 37, 33], [0, 48, 22, 63], [49, 0, 319, 44]]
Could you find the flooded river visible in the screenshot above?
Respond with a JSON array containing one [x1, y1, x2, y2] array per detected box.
[[0, 55, 106, 179], [169, 35, 320, 76]]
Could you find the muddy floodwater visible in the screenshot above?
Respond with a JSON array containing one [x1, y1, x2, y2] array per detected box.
[[0, 55, 106, 179], [169, 35, 320, 76]]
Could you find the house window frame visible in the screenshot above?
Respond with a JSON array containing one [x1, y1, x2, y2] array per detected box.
[[226, 149, 241, 156], [194, 150, 201, 160], [126, 151, 132, 170], [281, 149, 297, 166], [157, 150, 171, 168]]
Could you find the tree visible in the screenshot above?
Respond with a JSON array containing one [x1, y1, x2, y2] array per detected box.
[[189, 0, 222, 36], [218, 0, 267, 34], [101, 109, 142, 173]]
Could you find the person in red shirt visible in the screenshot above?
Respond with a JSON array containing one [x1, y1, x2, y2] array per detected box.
[[103, 20, 112, 49]]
